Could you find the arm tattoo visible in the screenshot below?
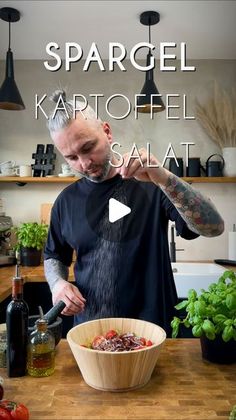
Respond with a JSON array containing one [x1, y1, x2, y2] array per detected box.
[[161, 174, 224, 237], [44, 258, 69, 292]]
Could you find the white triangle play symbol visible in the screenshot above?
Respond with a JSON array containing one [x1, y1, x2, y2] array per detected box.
[[109, 198, 131, 223]]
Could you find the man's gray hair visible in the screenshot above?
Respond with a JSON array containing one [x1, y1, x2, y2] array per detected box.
[[47, 89, 102, 133]]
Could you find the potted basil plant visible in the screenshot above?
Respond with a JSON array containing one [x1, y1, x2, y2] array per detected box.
[[171, 270, 236, 364], [13, 222, 48, 266]]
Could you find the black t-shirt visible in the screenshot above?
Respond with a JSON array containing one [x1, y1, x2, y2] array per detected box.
[[44, 175, 198, 335]]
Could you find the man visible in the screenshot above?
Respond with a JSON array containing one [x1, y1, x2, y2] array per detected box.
[[44, 90, 224, 336]]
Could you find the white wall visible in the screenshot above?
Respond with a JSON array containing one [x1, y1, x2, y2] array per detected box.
[[0, 59, 236, 260]]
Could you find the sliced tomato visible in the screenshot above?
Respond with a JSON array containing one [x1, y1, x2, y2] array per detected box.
[[92, 335, 106, 348], [146, 340, 153, 346], [139, 337, 146, 346], [105, 330, 118, 340], [0, 400, 29, 420]]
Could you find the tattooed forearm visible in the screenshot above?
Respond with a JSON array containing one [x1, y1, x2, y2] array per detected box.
[[161, 174, 224, 237], [44, 258, 69, 291]]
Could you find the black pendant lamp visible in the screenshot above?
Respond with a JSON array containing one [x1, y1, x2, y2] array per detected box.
[[137, 11, 165, 113], [0, 7, 25, 110]]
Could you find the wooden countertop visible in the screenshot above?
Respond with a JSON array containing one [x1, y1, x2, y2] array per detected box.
[[0, 265, 74, 302], [0, 339, 235, 420], [1, 263, 235, 303]]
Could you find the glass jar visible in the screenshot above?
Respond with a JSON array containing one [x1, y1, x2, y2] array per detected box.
[[27, 319, 55, 377]]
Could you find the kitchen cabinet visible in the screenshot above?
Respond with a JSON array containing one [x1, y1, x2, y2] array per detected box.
[[0, 339, 235, 420]]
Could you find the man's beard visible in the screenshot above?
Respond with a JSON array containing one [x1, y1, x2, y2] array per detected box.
[[77, 146, 112, 183]]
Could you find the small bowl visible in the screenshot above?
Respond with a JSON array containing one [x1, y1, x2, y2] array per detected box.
[[28, 315, 62, 346], [67, 317, 166, 392]]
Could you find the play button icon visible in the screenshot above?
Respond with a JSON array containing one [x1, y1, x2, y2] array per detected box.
[[109, 198, 131, 223], [86, 175, 150, 242]]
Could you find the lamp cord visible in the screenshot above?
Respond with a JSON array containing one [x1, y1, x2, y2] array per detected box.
[[8, 20, 11, 50], [149, 21, 151, 44]]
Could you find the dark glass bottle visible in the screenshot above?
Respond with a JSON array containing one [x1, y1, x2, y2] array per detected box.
[[6, 265, 29, 377]]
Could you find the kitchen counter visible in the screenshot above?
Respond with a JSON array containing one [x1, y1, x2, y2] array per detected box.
[[0, 263, 235, 303], [0, 264, 74, 302], [0, 339, 235, 420]]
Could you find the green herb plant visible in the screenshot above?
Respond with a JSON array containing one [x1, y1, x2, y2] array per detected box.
[[171, 270, 236, 342], [229, 405, 236, 420], [12, 222, 48, 251]]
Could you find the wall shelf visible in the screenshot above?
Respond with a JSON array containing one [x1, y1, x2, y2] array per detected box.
[[0, 176, 79, 183], [182, 177, 236, 183], [0, 176, 236, 184]]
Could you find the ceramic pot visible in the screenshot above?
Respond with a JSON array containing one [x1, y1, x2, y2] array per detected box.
[[222, 147, 236, 176], [200, 335, 236, 364], [169, 158, 184, 177], [186, 157, 202, 177], [20, 247, 41, 266]]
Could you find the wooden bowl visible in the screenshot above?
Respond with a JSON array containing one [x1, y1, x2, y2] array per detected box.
[[67, 317, 166, 391]]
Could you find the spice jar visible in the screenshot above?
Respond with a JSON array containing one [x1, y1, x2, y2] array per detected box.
[[27, 318, 55, 377]]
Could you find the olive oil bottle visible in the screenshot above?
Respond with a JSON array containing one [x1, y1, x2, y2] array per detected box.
[[27, 318, 55, 377]]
